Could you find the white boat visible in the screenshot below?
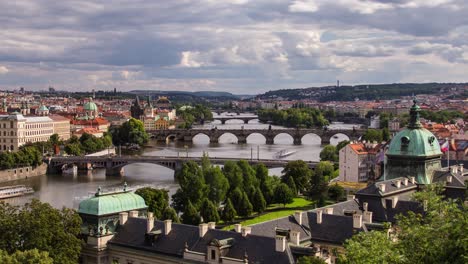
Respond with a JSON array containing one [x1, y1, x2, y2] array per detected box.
[[0, 185, 34, 199], [62, 164, 78, 175], [274, 149, 296, 159]]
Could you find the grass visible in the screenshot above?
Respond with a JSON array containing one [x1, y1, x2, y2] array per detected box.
[[222, 197, 315, 230]]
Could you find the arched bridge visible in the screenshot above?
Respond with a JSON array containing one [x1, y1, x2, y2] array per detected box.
[[46, 156, 319, 177], [148, 128, 364, 145], [212, 116, 259, 124]]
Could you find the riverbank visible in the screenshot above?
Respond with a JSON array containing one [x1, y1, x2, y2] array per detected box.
[[0, 164, 47, 183]]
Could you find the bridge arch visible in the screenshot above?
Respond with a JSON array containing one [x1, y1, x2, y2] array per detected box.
[[273, 132, 294, 145], [246, 132, 266, 144], [218, 132, 238, 144], [192, 133, 211, 144], [328, 133, 351, 146], [301, 133, 322, 145], [246, 118, 259, 124]]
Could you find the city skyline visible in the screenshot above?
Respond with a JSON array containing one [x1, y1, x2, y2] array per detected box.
[[1, 0, 468, 93]]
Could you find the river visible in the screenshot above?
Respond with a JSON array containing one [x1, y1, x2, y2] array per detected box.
[[1, 113, 357, 209]]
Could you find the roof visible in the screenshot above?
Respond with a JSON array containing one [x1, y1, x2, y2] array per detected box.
[[356, 177, 418, 197], [83, 99, 98, 111], [38, 105, 49, 111], [78, 190, 147, 216]]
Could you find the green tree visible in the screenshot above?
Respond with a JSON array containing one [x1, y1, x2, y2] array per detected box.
[[229, 187, 245, 214], [382, 127, 390, 142], [296, 256, 327, 264], [200, 199, 220, 223], [135, 187, 169, 219], [260, 177, 275, 205], [111, 118, 148, 146], [281, 160, 312, 194], [222, 198, 237, 222], [64, 143, 82, 156], [0, 200, 82, 264], [0, 249, 54, 264], [161, 207, 180, 223], [204, 167, 230, 205], [319, 145, 338, 162], [223, 161, 244, 192], [49, 134, 61, 146], [336, 140, 350, 152], [309, 161, 334, 198], [251, 188, 267, 214], [328, 184, 345, 202], [237, 160, 258, 191], [273, 183, 294, 206], [254, 163, 269, 183], [363, 129, 383, 143], [237, 191, 253, 217], [181, 201, 201, 225]]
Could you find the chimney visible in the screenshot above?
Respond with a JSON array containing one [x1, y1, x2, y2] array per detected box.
[[410, 177, 416, 184], [402, 178, 408, 186], [347, 195, 355, 201], [447, 175, 453, 183], [208, 222, 216, 230], [391, 196, 399, 208], [147, 212, 154, 233], [378, 183, 386, 192], [324, 207, 334, 215], [199, 223, 208, 237], [119, 212, 128, 226], [363, 211, 373, 223], [458, 164, 464, 176], [353, 214, 362, 229], [241, 227, 251, 237], [294, 211, 303, 225], [395, 180, 401, 188], [129, 210, 139, 218], [164, 219, 172, 235], [234, 224, 242, 233], [316, 210, 323, 224], [290, 230, 300, 246], [363, 202, 368, 212], [451, 165, 458, 175], [275, 236, 286, 252]]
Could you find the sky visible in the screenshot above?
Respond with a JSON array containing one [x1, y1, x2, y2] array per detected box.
[[1, 0, 468, 94]]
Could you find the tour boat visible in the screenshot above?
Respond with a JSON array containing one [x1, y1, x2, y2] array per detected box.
[[275, 149, 296, 159], [62, 164, 78, 176], [0, 185, 34, 200]]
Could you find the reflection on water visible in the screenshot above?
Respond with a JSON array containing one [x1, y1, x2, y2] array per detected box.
[[0, 114, 357, 209]]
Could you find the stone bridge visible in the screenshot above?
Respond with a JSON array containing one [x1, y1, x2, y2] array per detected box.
[[148, 128, 364, 145], [212, 116, 259, 124], [46, 156, 319, 177]]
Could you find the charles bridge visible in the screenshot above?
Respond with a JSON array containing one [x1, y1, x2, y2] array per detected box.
[[46, 156, 320, 177], [212, 116, 259, 124], [148, 127, 364, 145]]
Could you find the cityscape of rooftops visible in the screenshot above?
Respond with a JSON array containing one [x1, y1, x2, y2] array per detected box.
[[0, 1, 466, 264]]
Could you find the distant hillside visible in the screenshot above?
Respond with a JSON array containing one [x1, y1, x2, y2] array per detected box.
[[256, 83, 468, 102], [129, 90, 240, 102]]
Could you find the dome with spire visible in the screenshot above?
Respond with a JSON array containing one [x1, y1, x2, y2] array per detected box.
[[83, 98, 98, 112]]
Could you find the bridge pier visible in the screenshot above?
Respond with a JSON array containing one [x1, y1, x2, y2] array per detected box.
[[293, 136, 302, 145], [221, 120, 226, 125], [210, 136, 219, 144], [321, 136, 331, 145], [266, 136, 274, 145], [106, 167, 124, 177], [237, 135, 247, 144], [183, 136, 193, 143], [243, 119, 249, 124]]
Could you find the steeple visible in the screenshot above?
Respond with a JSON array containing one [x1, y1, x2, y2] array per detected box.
[[408, 97, 422, 129]]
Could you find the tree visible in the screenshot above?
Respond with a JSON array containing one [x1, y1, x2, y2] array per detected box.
[[251, 188, 267, 214], [273, 183, 294, 206], [382, 127, 390, 142], [363, 129, 383, 143], [328, 184, 345, 202], [319, 145, 338, 162], [200, 199, 220, 223], [237, 191, 253, 217], [0, 249, 53, 264], [340, 185, 468, 264], [222, 198, 237, 222], [237, 160, 258, 191], [161, 207, 180, 223], [296, 256, 327, 264], [64, 143, 82, 156], [49, 134, 61, 147], [254, 163, 269, 183], [181, 201, 201, 225], [223, 161, 244, 192], [111, 118, 148, 146], [204, 167, 229, 205], [0, 199, 82, 264], [285, 176, 298, 197], [281, 160, 312, 194], [135, 187, 169, 219], [229, 187, 245, 214], [336, 140, 350, 152], [309, 161, 334, 198]]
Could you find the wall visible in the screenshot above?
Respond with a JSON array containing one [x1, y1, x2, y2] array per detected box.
[[0, 163, 47, 183]]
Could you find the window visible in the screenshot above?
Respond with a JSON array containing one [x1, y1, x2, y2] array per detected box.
[[211, 249, 216, 260]]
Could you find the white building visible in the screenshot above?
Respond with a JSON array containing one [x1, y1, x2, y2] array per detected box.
[[338, 142, 384, 183]]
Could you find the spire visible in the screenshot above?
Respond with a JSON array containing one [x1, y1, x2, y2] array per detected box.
[[135, 95, 140, 105], [408, 97, 422, 129]]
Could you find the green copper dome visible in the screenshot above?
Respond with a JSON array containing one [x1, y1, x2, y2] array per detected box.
[[38, 105, 49, 111], [83, 98, 98, 111], [387, 99, 442, 158], [78, 190, 147, 216]]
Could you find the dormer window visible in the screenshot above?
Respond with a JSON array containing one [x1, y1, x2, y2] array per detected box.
[[428, 136, 435, 146], [401, 136, 410, 150]]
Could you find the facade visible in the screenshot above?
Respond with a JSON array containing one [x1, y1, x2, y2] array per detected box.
[[338, 142, 384, 183], [49, 115, 71, 141], [0, 113, 70, 152]]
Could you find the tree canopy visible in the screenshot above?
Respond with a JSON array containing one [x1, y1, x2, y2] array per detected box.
[[257, 108, 329, 128], [110, 118, 148, 146], [135, 187, 169, 219], [281, 160, 312, 194]]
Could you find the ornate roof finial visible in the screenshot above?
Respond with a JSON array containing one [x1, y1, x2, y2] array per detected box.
[[123, 182, 128, 191], [96, 186, 102, 196], [408, 96, 422, 129]]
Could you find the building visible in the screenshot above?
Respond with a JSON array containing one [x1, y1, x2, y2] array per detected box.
[[155, 96, 171, 109], [338, 142, 384, 183], [0, 112, 70, 152], [49, 115, 71, 141], [385, 99, 442, 184]]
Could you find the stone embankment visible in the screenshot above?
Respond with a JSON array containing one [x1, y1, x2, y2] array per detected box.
[[0, 163, 47, 183]]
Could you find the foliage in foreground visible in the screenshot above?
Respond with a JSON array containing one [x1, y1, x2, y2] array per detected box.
[[339, 185, 468, 264], [0, 200, 82, 264], [0, 249, 53, 264]]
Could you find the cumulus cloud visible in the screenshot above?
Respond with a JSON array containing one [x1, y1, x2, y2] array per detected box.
[[0, 66, 9, 74]]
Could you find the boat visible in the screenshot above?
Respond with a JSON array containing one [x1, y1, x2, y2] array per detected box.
[[62, 164, 78, 175], [274, 149, 297, 159], [333, 135, 339, 139], [0, 185, 34, 199]]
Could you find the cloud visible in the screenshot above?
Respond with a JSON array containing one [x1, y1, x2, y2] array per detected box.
[[0, 66, 9, 74]]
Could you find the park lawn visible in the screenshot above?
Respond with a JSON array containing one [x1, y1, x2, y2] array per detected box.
[[222, 198, 315, 230]]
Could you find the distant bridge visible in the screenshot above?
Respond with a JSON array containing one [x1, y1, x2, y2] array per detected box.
[[212, 116, 259, 124], [46, 156, 319, 177], [148, 128, 364, 145]]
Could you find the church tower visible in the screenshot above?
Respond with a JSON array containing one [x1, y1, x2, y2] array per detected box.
[[384, 99, 442, 184]]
